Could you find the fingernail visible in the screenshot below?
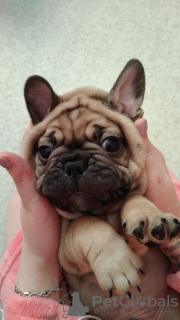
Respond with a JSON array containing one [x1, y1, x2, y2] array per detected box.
[[137, 119, 148, 137], [0, 158, 12, 170]]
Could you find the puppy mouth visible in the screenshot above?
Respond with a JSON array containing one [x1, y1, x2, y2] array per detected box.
[[38, 160, 132, 216], [51, 188, 127, 216]]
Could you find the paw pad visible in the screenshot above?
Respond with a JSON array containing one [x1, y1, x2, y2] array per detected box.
[[151, 224, 165, 240], [132, 221, 144, 239]]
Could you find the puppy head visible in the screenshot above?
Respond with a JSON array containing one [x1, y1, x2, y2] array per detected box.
[[22, 59, 147, 219]]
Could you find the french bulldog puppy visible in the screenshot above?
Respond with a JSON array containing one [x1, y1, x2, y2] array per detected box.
[[22, 60, 180, 319]]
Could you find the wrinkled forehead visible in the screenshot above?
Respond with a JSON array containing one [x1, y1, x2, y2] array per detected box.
[[39, 104, 123, 147], [22, 94, 145, 171]]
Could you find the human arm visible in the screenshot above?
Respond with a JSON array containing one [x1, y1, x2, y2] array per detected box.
[[0, 152, 64, 300], [135, 119, 180, 273], [0, 152, 89, 319], [135, 118, 180, 217]]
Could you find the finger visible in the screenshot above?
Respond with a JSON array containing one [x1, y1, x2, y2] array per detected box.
[[23, 121, 32, 137], [135, 118, 147, 137], [0, 152, 48, 213], [135, 118, 153, 157]]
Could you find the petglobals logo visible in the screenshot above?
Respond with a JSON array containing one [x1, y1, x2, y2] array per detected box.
[[0, 308, 4, 320], [92, 294, 178, 308]]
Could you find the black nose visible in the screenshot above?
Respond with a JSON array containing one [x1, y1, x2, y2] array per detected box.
[[59, 150, 91, 177], [64, 160, 85, 177]]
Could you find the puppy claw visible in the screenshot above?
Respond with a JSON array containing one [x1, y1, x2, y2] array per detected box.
[[139, 269, 145, 275], [127, 291, 132, 299], [161, 218, 168, 225], [173, 218, 180, 226], [144, 241, 159, 248], [122, 222, 126, 230], [127, 279, 131, 285], [109, 289, 113, 297], [170, 225, 180, 239], [137, 286, 141, 293]]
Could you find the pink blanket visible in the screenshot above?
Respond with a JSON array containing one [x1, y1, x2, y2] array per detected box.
[[0, 229, 87, 320], [0, 169, 180, 320]]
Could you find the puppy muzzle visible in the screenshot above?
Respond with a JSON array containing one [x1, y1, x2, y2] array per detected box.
[[38, 150, 132, 215]]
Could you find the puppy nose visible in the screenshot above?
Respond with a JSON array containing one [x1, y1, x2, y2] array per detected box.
[[60, 150, 91, 177], [64, 160, 85, 177]]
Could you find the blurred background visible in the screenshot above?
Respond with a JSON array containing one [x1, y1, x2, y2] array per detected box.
[[0, 0, 180, 259]]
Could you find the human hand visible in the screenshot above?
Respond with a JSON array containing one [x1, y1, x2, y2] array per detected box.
[[135, 118, 180, 219], [0, 152, 65, 299], [135, 119, 180, 270]]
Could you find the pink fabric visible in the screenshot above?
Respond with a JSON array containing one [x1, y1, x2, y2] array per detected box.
[[0, 169, 180, 319], [0, 229, 83, 320], [166, 168, 180, 292]]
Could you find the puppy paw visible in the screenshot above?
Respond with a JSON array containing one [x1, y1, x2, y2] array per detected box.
[[92, 236, 143, 295], [122, 209, 180, 247]]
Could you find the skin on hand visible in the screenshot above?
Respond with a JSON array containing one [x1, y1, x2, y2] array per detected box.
[[135, 118, 180, 219], [135, 119, 180, 268], [0, 152, 61, 260], [0, 151, 65, 299]]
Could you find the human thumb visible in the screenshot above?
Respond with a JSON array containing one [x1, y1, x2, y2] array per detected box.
[[0, 152, 42, 211], [135, 118, 153, 156]]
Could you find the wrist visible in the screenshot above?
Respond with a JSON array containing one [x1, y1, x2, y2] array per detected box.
[[17, 245, 63, 300]]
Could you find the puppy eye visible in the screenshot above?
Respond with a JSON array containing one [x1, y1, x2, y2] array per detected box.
[[38, 146, 52, 161], [101, 137, 121, 154]]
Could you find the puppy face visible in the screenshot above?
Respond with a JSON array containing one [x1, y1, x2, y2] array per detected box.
[[22, 59, 147, 219]]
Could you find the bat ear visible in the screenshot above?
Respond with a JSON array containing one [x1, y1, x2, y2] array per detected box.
[[24, 76, 61, 124], [107, 59, 145, 120]]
